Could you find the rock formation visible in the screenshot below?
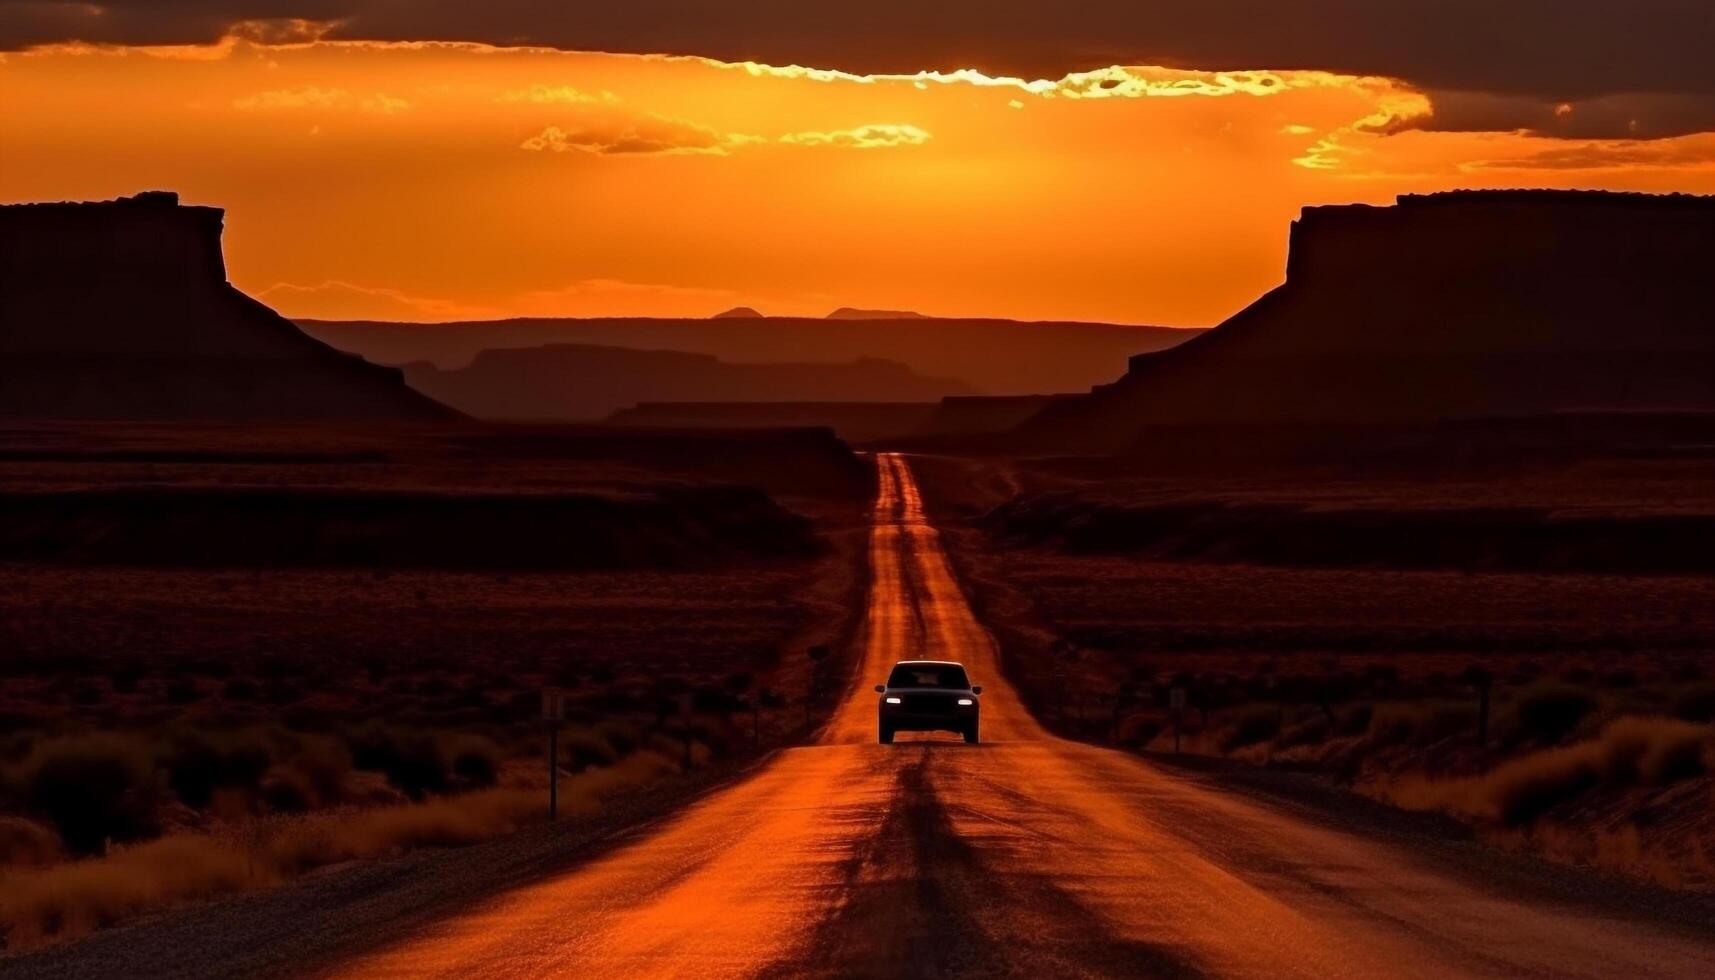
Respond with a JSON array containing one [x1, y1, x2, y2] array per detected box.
[[0, 192, 450, 419], [1017, 190, 1715, 452]]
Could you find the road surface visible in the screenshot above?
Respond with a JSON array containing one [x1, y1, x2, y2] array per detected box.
[[321, 453, 1715, 979]]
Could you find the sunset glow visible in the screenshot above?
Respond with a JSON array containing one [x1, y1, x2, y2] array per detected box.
[[5, 37, 1714, 324]]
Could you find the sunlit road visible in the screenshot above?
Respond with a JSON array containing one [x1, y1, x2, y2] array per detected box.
[[325, 454, 1715, 979]]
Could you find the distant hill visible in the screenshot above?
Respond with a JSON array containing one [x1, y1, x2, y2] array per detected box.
[[400, 344, 972, 421], [713, 307, 764, 319], [825, 307, 928, 320], [608, 402, 940, 442], [300, 316, 1199, 396], [0, 192, 447, 420], [1018, 190, 1715, 453]]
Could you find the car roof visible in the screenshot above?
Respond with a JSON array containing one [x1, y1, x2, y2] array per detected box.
[[892, 660, 965, 667]]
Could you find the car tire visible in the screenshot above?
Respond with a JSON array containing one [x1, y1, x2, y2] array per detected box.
[[963, 722, 979, 744], [879, 725, 894, 744]]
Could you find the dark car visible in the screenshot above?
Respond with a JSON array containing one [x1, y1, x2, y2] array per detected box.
[[875, 660, 982, 744]]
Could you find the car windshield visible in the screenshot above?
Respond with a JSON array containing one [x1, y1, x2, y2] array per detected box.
[[887, 664, 970, 689]]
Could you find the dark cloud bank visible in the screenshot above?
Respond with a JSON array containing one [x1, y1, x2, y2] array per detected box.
[[4, 0, 1711, 137]]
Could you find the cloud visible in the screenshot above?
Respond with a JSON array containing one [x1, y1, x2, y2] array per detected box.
[[1459, 135, 1715, 172], [778, 124, 929, 149], [520, 115, 738, 155], [512, 278, 742, 317], [521, 114, 930, 156], [3, 2, 1712, 138], [259, 276, 780, 320], [257, 280, 498, 321], [495, 84, 619, 105], [233, 85, 407, 112]]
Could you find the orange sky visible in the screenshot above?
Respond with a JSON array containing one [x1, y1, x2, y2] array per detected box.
[[4, 38, 1714, 325]]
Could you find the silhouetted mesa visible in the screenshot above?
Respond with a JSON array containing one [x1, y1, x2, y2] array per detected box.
[[400, 344, 971, 420], [713, 306, 765, 318], [1017, 190, 1715, 453], [0, 192, 449, 420]]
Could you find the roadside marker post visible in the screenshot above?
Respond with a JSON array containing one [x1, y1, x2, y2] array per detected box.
[[542, 688, 566, 820], [1169, 687, 1186, 754]]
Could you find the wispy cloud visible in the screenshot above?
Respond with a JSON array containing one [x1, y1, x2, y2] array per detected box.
[[522, 115, 930, 156], [257, 280, 497, 322], [233, 85, 408, 113], [496, 84, 620, 106], [778, 124, 930, 149], [521, 115, 743, 155]]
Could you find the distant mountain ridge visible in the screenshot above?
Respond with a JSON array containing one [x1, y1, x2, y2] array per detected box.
[[0, 192, 447, 420], [825, 307, 928, 320], [400, 343, 973, 421], [301, 316, 1200, 396], [1017, 190, 1715, 452]]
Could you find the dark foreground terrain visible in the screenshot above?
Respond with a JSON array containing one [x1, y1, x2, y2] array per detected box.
[[0, 421, 870, 951], [912, 447, 1715, 887], [8, 454, 1714, 979]]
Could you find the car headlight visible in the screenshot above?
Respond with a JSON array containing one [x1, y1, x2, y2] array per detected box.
[[957, 698, 974, 706], [884, 696, 902, 704]]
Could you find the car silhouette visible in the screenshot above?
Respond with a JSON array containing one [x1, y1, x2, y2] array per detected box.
[[875, 660, 982, 744]]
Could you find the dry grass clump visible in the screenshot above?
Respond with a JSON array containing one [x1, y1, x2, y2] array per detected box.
[[0, 816, 61, 866], [0, 750, 683, 951], [1488, 825, 1715, 889], [0, 834, 259, 950], [1388, 716, 1714, 826]]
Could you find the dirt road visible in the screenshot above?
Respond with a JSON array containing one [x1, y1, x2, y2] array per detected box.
[[303, 453, 1715, 979]]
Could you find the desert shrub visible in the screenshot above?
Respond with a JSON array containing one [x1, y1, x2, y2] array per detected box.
[[110, 666, 142, 695], [447, 735, 502, 788], [1599, 669, 1639, 689], [156, 731, 274, 810], [1115, 712, 1163, 748], [1669, 682, 1715, 723], [595, 720, 643, 757], [1394, 715, 1714, 827], [1336, 703, 1374, 736], [1598, 717, 1711, 785], [344, 727, 448, 800], [1512, 684, 1599, 743], [0, 815, 62, 866], [1368, 701, 1475, 748], [559, 728, 619, 771], [285, 736, 351, 804], [1275, 714, 1331, 750], [646, 732, 709, 767], [22, 734, 161, 856], [220, 677, 259, 701], [157, 732, 224, 809], [258, 767, 314, 813], [1483, 747, 1604, 825], [1, 730, 40, 765], [0, 745, 690, 951], [262, 680, 303, 706], [1219, 706, 1282, 752], [163, 677, 201, 704]]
